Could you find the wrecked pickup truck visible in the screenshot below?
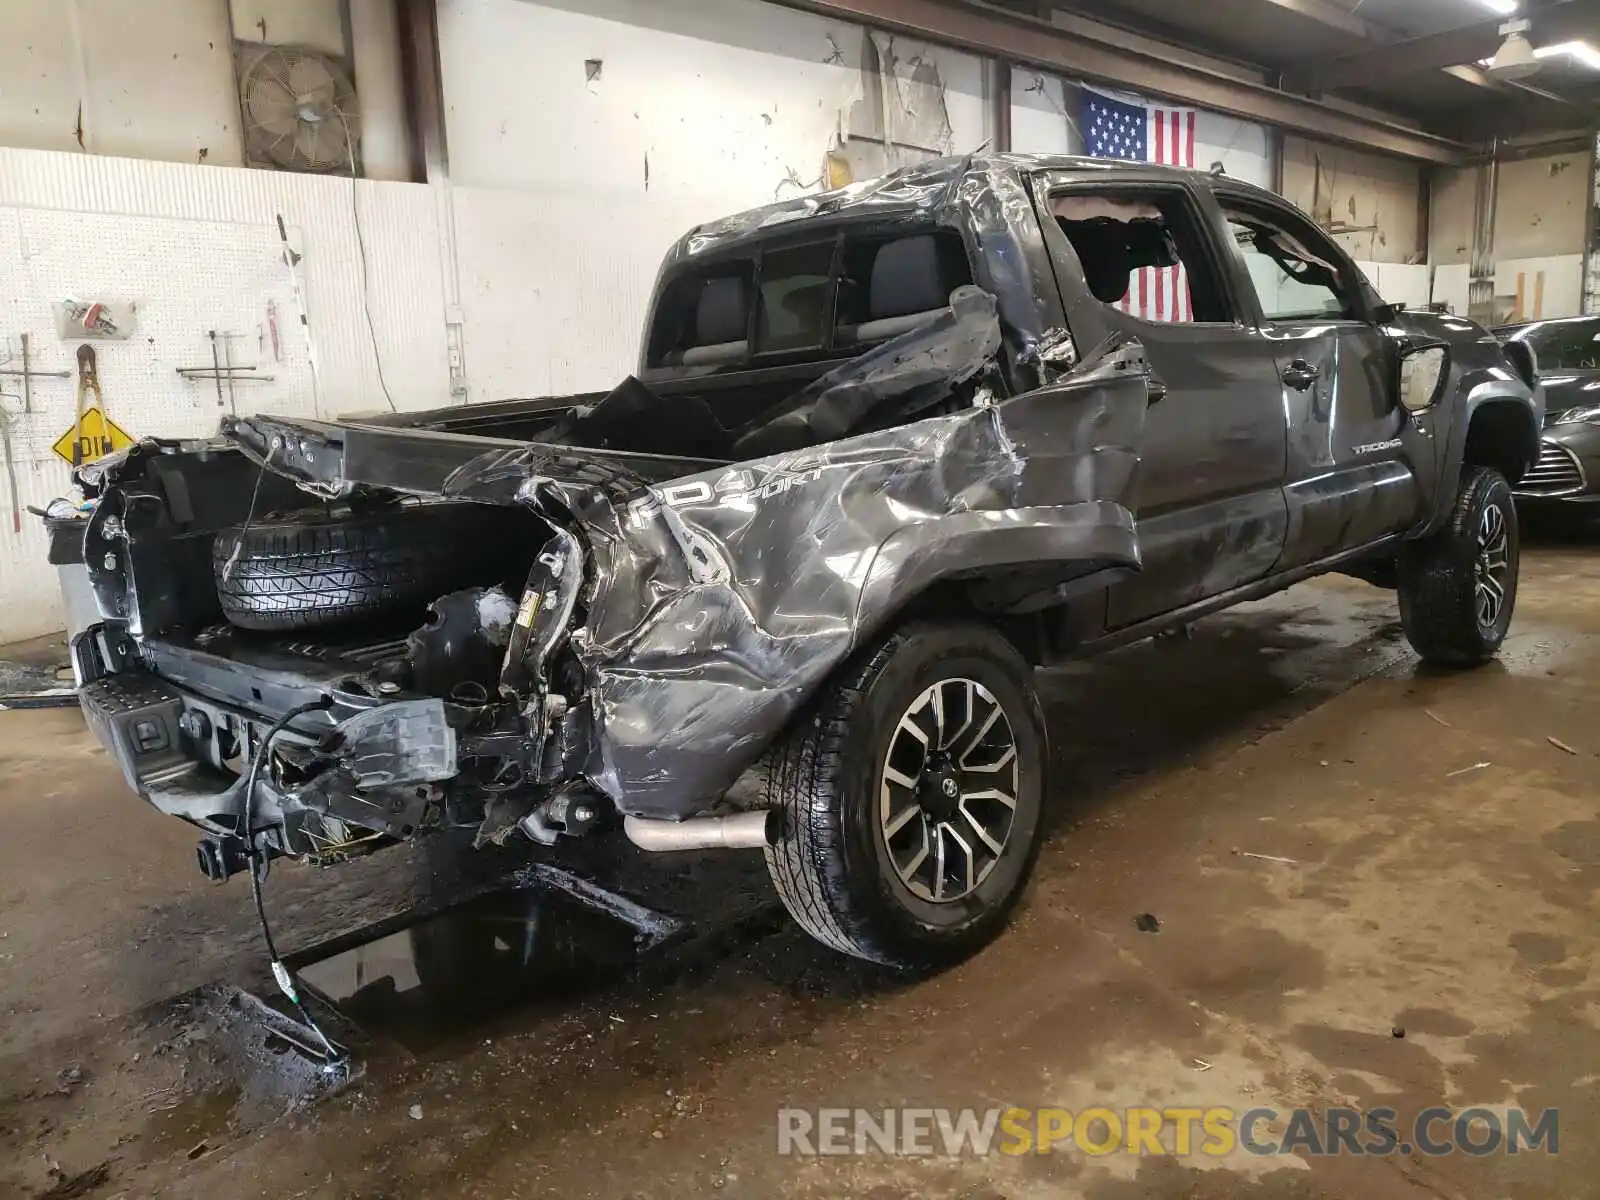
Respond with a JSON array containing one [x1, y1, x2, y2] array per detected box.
[[67, 155, 1542, 968]]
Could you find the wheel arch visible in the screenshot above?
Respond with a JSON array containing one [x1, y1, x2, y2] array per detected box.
[[1463, 396, 1540, 488], [845, 501, 1140, 664]]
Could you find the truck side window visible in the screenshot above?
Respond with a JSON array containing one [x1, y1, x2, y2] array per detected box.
[[1048, 190, 1233, 325], [1221, 203, 1356, 322]]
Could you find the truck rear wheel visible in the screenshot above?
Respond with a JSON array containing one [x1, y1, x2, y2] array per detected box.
[[762, 621, 1046, 968], [1398, 467, 1519, 667]]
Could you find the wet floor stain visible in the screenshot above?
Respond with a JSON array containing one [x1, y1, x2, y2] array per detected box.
[[292, 884, 662, 1054], [1508, 931, 1569, 967]]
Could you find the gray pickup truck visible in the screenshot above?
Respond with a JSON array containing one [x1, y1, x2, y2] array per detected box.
[[66, 154, 1542, 968]]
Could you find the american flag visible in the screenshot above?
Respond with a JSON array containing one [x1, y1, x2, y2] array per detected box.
[[1082, 87, 1197, 323]]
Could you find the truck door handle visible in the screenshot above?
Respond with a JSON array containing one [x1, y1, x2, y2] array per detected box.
[[1282, 360, 1320, 390]]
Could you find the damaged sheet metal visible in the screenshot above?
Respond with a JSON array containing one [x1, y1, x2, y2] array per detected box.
[[203, 326, 1152, 822], [438, 335, 1153, 817], [731, 285, 1002, 458], [407, 586, 518, 700], [328, 700, 457, 790]]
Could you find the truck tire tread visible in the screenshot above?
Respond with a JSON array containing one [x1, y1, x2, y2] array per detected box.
[[213, 505, 488, 632]]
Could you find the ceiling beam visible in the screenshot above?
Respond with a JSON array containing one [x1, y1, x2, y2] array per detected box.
[[1254, 0, 1393, 43], [775, 0, 1471, 162], [1287, 0, 1600, 94]]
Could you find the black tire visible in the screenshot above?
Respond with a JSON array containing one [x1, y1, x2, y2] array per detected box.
[[761, 621, 1047, 968], [1398, 467, 1519, 667], [213, 504, 494, 632]]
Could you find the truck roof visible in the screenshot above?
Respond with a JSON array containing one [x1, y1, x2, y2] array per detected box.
[[668, 153, 1277, 264]]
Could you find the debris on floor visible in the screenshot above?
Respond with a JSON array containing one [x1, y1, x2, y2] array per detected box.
[[0, 658, 76, 710], [36, 1160, 111, 1200]]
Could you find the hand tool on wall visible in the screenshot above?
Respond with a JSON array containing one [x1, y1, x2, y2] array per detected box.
[[209, 330, 224, 407], [0, 334, 70, 414], [0, 405, 21, 534], [176, 330, 274, 400], [73, 344, 103, 467]]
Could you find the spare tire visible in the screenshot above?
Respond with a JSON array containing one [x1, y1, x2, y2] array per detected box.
[[213, 503, 495, 632]]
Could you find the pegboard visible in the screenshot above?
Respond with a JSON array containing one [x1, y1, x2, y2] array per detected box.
[[0, 204, 318, 484]]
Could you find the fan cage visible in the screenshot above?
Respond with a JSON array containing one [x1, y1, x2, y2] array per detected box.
[[236, 43, 363, 177]]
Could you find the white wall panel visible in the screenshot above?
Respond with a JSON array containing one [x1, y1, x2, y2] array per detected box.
[[437, 0, 987, 209], [452, 185, 708, 399], [1353, 261, 1431, 308], [441, 0, 867, 206], [1495, 154, 1589, 263], [1431, 263, 1471, 317], [232, 0, 347, 56], [0, 0, 241, 165], [1495, 255, 1584, 322], [1010, 68, 1075, 155], [1373, 263, 1433, 309], [437, 0, 988, 406], [1282, 137, 1422, 264], [1195, 113, 1272, 190], [0, 0, 408, 176]]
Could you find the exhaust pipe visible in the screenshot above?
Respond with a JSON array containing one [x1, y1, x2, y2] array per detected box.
[[624, 810, 775, 852]]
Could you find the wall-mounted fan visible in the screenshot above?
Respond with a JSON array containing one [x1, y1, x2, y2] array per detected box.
[[240, 46, 361, 174]]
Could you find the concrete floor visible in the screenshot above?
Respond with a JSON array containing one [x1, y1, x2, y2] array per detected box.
[[4, 546, 1600, 1199]]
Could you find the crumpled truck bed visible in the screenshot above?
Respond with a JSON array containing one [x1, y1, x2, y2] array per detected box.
[[224, 327, 1153, 819]]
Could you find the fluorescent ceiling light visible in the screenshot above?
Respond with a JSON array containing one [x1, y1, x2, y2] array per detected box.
[[1535, 40, 1600, 70], [1479, 0, 1518, 12]]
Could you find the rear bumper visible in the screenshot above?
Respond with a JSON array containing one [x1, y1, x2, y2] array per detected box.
[[74, 628, 457, 852]]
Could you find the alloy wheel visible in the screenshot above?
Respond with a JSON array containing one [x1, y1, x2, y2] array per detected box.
[[1474, 501, 1510, 629], [879, 678, 1020, 904]]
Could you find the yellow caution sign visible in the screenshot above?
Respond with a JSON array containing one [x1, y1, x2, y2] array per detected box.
[[52, 406, 135, 467]]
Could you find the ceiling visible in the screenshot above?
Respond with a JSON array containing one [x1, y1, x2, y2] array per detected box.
[[1030, 0, 1600, 144]]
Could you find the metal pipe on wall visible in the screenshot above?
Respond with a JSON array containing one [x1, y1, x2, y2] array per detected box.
[[1585, 128, 1600, 316], [1467, 140, 1501, 321], [990, 56, 1012, 153]]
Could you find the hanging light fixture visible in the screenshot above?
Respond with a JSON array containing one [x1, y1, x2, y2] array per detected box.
[[1488, 19, 1541, 79]]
